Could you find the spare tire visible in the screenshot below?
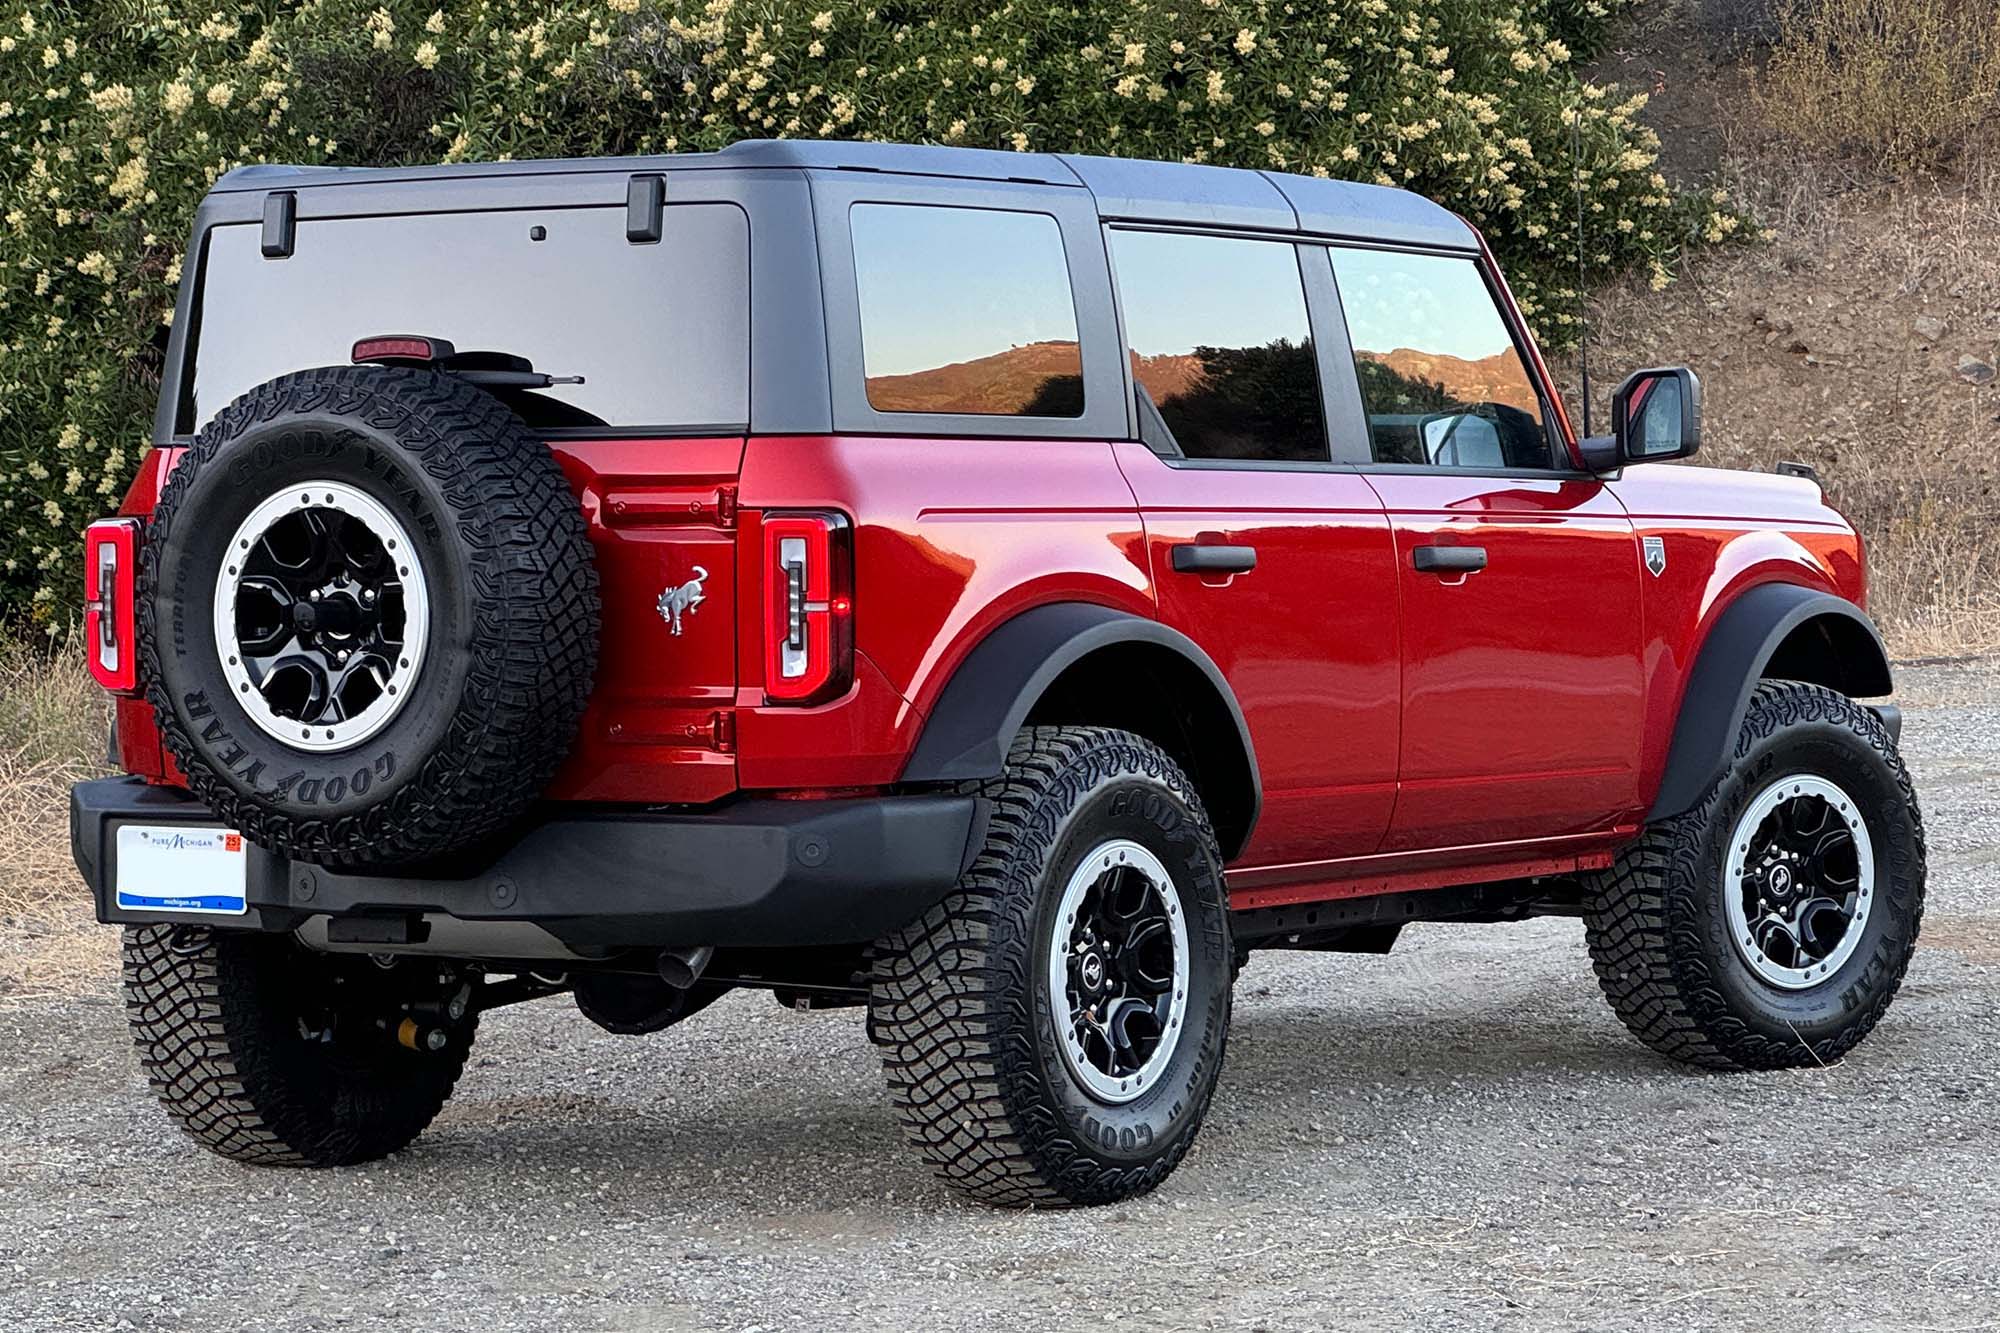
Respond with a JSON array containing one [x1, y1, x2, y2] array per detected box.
[[138, 365, 599, 867]]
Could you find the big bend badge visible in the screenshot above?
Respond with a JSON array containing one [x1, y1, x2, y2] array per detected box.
[[1642, 536, 1667, 578]]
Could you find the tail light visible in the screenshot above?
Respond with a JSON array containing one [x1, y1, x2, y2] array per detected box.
[[83, 518, 141, 695], [762, 511, 852, 705]]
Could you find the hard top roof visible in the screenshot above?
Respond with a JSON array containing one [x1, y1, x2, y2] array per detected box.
[[211, 138, 1477, 249]]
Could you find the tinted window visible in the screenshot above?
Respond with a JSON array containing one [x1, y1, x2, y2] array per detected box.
[[190, 204, 749, 431], [1109, 230, 1325, 463], [851, 204, 1083, 417], [1329, 248, 1553, 469]]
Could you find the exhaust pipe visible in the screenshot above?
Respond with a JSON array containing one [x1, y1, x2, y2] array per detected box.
[[657, 945, 714, 991]]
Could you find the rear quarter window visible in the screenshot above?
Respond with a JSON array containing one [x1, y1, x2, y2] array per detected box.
[[849, 203, 1084, 417], [186, 203, 749, 432]]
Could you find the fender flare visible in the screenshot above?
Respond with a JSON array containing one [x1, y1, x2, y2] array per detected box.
[[901, 603, 1261, 843], [1649, 582, 1894, 821]]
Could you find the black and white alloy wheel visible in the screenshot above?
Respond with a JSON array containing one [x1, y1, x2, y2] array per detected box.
[[214, 480, 430, 753], [139, 365, 599, 866], [1723, 773, 1873, 990], [870, 726, 1234, 1207], [1585, 682, 1925, 1070], [1048, 839, 1190, 1104]]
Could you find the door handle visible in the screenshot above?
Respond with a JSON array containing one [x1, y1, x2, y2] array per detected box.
[[1171, 544, 1257, 575], [1412, 545, 1488, 574]]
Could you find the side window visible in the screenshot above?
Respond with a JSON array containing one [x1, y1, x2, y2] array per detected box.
[[1109, 229, 1326, 464], [1328, 247, 1555, 470], [850, 203, 1083, 417]]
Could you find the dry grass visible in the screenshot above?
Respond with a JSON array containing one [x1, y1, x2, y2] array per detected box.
[[0, 633, 118, 1000], [1557, 144, 2000, 660], [1757, 0, 2000, 170]]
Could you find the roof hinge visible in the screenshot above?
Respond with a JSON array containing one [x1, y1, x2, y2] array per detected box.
[[260, 191, 297, 258], [626, 174, 664, 243]]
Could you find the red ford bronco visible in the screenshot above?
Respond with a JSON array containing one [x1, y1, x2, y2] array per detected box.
[[70, 140, 1924, 1207]]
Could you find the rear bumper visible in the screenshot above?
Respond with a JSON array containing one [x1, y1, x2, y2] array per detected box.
[[72, 776, 984, 950]]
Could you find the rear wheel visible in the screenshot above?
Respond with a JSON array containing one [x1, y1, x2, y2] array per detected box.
[[122, 925, 478, 1165], [869, 726, 1233, 1207], [1585, 682, 1926, 1070]]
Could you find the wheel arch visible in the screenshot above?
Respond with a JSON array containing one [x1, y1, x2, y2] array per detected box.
[[1649, 581, 1894, 821], [900, 603, 1261, 860]]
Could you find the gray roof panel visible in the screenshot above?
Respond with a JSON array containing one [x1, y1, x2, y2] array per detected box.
[[207, 140, 1479, 249], [1264, 171, 1477, 249], [1056, 152, 1296, 232]]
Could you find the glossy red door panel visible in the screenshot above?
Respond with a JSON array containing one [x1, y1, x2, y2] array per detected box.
[[1366, 472, 1644, 850], [546, 437, 744, 804], [1115, 443, 1400, 866]]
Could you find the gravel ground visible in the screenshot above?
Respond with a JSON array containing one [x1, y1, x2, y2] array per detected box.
[[4, 662, 1998, 1332]]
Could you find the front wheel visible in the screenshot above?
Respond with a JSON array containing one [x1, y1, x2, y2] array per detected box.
[[1585, 681, 1926, 1070], [869, 726, 1234, 1207]]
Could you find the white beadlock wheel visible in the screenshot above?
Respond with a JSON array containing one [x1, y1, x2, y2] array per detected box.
[[1046, 838, 1191, 1104], [1722, 772, 1875, 990], [212, 479, 430, 753]]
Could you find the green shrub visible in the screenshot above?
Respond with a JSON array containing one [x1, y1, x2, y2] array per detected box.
[[0, 0, 1742, 625]]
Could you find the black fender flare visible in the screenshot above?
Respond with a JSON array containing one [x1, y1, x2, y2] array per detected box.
[[1649, 582, 1894, 821], [901, 603, 1261, 849]]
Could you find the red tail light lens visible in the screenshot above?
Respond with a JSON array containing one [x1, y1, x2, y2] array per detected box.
[[83, 518, 141, 695], [762, 512, 852, 705]]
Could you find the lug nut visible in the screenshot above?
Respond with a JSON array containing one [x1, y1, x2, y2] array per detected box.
[[424, 1029, 448, 1052]]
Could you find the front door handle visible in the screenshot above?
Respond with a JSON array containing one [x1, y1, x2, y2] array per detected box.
[[1412, 544, 1488, 574], [1171, 544, 1257, 575]]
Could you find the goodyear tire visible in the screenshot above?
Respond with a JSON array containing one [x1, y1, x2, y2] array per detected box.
[[123, 924, 477, 1166], [1585, 682, 1926, 1070], [138, 366, 598, 867], [869, 726, 1233, 1207]]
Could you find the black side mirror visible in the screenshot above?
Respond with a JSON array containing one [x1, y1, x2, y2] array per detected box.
[[1578, 366, 1702, 473], [1613, 366, 1701, 463]]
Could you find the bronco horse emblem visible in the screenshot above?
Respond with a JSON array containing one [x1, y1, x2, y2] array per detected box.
[[656, 566, 708, 636]]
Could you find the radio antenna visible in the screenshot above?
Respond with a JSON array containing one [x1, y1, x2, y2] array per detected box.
[[1570, 101, 1594, 437]]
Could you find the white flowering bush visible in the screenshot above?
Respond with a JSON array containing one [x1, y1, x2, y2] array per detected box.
[[0, 0, 1743, 624]]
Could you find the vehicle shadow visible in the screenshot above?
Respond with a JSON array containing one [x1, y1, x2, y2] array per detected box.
[[395, 983, 1755, 1211]]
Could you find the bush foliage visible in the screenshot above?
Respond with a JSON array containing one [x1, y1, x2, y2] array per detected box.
[[0, 0, 1741, 625]]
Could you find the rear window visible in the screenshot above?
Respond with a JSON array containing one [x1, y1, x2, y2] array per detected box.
[[850, 203, 1084, 417], [186, 204, 749, 432]]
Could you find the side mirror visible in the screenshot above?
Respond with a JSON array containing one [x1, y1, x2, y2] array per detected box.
[[1420, 411, 1504, 468], [1614, 366, 1701, 463], [1578, 366, 1702, 472]]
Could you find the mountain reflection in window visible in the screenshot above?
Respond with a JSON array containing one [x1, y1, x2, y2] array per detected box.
[[1109, 230, 1325, 463], [852, 204, 1084, 417], [1328, 246, 1550, 468]]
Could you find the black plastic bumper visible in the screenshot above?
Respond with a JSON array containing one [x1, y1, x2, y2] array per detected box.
[[72, 776, 986, 949]]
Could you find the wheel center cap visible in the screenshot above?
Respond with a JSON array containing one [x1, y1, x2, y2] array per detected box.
[[1079, 952, 1106, 992], [1768, 863, 1795, 897]]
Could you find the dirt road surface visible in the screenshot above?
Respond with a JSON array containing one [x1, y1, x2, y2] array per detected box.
[[4, 661, 1997, 1332]]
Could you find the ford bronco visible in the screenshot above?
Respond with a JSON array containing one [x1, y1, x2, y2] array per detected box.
[[69, 140, 1924, 1207]]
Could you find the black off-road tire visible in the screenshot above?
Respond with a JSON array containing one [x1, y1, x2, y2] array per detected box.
[[123, 924, 477, 1165], [1585, 682, 1925, 1070], [139, 365, 598, 868], [869, 726, 1234, 1207]]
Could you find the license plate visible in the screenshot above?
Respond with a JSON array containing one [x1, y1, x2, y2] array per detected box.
[[115, 825, 249, 916]]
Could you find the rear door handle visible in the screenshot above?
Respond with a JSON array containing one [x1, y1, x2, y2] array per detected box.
[[1412, 545, 1487, 574], [1170, 544, 1257, 575]]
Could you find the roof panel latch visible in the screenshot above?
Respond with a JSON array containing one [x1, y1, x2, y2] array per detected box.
[[626, 174, 664, 243], [260, 190, 296, 259]]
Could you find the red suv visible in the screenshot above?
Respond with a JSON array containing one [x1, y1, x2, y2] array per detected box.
[[71, 141, 1924, 1207]]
